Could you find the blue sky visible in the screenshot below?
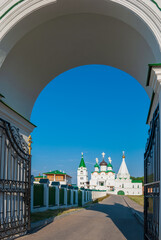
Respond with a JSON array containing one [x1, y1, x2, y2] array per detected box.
[[31, 65, 150, 183]]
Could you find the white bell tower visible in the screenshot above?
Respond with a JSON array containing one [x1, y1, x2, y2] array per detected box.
[[77, 153, 88, 188]]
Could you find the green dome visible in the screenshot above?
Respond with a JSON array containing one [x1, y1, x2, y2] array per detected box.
[[79, 153, 86, 168], [94, 163, 99, 168], [107, 163, 113, 168]]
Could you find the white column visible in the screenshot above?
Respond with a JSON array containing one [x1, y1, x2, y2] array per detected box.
[[44, 183, 49, 210], [55, 186, 59, 206]]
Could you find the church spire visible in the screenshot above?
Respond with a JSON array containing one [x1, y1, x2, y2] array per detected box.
[[79, 152, 86, 168], [94, 158, 99, 169], [117, 151, 130, 179]]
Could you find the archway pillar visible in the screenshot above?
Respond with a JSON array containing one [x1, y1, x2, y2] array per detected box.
[[147, 65, 161, 240], [159, 90, 161, 240], [147, 65, 161, 125], [0, 94, 36, 140]]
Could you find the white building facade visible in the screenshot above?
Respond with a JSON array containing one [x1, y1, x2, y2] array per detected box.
[[77, 153, 89, 188], [88, 152, 142, 195]]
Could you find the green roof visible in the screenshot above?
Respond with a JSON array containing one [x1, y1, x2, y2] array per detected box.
[[106, 170, 115, 173], [43, 170, 66, 175], [131, 180, 142, 183], [107, 163, 113, 168], [94, 163, 99, 168], [35, 175, 47, 178], [79, 154, 86, 168], [91, 170, 115, 173]]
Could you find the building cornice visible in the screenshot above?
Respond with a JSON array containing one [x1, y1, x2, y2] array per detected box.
[[146, 64, 161, 124], [0, 100, 36, 135]]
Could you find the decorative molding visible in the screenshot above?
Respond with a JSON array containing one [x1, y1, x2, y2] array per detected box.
[[0, 0, 160, 22], [0, 0, 25, 20], [0, 0, 160, 66], [146, 65, 161, 124], [151, 0, 161, 11], [0, 100, 36, 136]]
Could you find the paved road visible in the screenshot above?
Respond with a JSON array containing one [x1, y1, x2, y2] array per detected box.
[[21, 195, 143, 240]]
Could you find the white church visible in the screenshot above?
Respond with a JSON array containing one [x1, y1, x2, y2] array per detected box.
[[77, 152, 142, 195]]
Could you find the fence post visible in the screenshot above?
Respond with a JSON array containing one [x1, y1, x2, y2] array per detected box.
[[70, 187, 73, 205], [51, 182, 60, 207], [61, 185, 67, 206], [75, 190, 78, 205], [40, 179, 49, 210], [81, 189, 84, 206]]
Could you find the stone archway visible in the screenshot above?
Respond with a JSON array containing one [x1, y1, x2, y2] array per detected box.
[[0, 0, 161, 122], [0, 0, 161, 239]]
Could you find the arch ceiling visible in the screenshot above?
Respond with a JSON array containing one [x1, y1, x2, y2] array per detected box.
[[0, 0, 161, 120]]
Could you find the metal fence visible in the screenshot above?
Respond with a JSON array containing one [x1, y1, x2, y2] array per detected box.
[[0, 118, 31, 239], [59, 188, 64, 205], [34, 184, 44, 207], [144, 105, 160, 240], [49, 186, 56, 206], [67, 189, 71, 205]]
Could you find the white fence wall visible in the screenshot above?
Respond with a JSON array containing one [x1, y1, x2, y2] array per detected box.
[[31, 181, 92, 213]]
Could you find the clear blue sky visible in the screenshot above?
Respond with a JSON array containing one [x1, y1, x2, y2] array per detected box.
[[31, 65, 150, 183]]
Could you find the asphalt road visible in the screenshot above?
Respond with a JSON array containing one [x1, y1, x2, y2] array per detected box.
[[21, 195, 143, 240]]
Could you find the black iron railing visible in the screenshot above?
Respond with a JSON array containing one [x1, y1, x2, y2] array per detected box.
[[0, 118, 31, 239]]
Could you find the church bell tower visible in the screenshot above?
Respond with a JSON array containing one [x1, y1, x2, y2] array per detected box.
[[77, 153, 88, 188]]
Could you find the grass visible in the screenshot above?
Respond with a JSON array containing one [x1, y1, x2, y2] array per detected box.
[[127, 195, 144, 206], [31, 207, 82, 223], [31, 195, 109, 223]]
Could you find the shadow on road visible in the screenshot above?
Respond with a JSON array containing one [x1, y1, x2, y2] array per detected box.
[[85, 198, 143, 240], [24, 197, 144, 240]]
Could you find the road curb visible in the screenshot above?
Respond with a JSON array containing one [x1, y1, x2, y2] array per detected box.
[[123, 197, 144, 226]]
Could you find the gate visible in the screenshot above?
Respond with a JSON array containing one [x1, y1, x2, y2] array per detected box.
[[0, 118, 31, 239], [144, 105, 160, 240]]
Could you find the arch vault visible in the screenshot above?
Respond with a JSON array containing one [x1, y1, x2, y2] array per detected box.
[[0, 0, 161, 239]]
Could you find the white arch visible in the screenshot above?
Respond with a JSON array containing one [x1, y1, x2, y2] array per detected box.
[[0, 0, 160, 119]]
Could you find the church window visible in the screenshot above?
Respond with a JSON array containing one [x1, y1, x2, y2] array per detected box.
[[80, 177, 84, 180], [99, 182, 104, 186], [122, 184, 124, 188], [133, 185, 134, 188], [137, 185, 139, 188]]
